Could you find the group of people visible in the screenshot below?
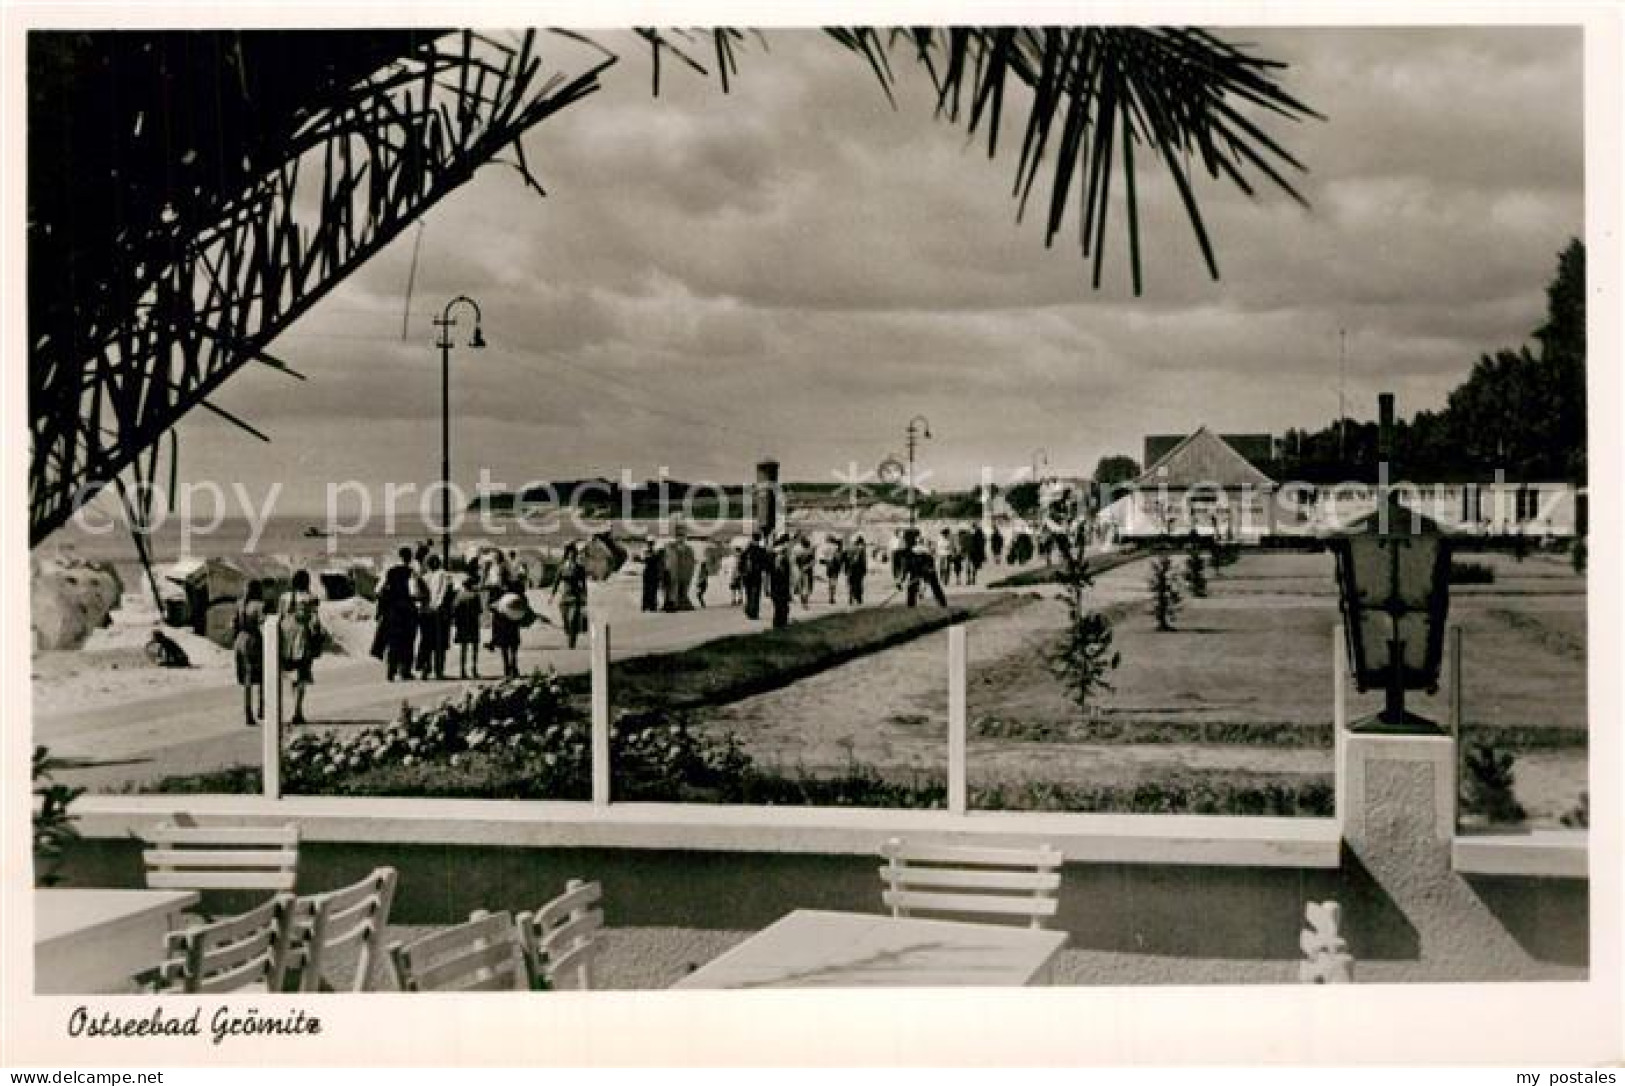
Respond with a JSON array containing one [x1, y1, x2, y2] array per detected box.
[[230, 569, 324, 728], [371, 542, 568, 684]]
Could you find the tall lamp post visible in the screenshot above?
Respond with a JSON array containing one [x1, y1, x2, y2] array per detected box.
[[905, 414, 932, 527], [1327, 393, 1453, 734], [433, 295, 485, 566]]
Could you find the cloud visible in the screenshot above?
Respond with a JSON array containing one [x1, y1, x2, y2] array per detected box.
[[170, 25, 1582, 506]]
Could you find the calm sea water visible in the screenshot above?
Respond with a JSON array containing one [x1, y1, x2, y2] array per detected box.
[[38, 514, 756, 568]]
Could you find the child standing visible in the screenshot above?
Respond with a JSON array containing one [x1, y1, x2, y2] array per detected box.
[[451, 571, 484, 679]]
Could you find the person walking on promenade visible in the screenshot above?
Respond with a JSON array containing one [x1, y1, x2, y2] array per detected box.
[[722, 544, 742, 606], [845, 535, 868, 605], [990, 524, 1005, 565], [889, 528, 909, 588], [377, 551, 418, 682], [769, 534, 794, 629], [489, 577, 525, 679], [549, 541, 590, 651], [906, 533, 948, 608], [936, 527, 956, 587], [741, 531, 767, 620], [414, 554, 452, 679], [694, 555, 710, 609], [451, 570, 484, 679], [277, 569, 324, 724], [793, 535, 817, 609], [966, 524, 987, 585], [640, 539, 664, 613], [232, 580, 267, 727], [819, 534, 844, 604]]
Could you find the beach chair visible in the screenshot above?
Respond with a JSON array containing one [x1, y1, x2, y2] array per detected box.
[[387, 910, 530, 992], [517, 879, 604, 990], [879, 837, 1063, 930], [155, 892, 296, 993], [284, 867, 397, 992], [142, 819, 300, 897]]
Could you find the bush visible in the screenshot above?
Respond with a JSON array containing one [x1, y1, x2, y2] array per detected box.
[[1561, 791, 1588, 829], [1184, 548, 1209, 597], [971, 773, 1333, 817], [33, 746, 84, 887], [1449, 560, 1496, 584], [1048, 540, 1119, 716], [1462, 741, 1527, 824], [282, 671, 588, 795], [1572, 537, 1587, 575]]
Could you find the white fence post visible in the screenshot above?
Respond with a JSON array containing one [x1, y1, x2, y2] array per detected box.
[[1332, 622, 1347, 819], [948, 623, 967, 816], [591, 620, 611, 806], [261, 613, 282, 800], [1449, 624, 1464, 831]]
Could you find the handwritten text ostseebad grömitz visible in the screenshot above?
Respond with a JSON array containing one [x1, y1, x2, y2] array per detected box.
[[67, 1005, 321, 1045]]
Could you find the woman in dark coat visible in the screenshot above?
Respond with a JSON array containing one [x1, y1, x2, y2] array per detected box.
[[377, 562, 419, 682], [844, 536, 868, 605], [768, 535, 794, 629]]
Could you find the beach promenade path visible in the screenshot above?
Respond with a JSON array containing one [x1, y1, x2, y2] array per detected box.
[[36, 574, 1015, 793]]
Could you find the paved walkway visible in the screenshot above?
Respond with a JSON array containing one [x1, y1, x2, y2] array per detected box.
[[37, 561, 1043, 792]]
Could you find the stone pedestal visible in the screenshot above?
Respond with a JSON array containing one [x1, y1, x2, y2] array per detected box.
[[1339, 731, 1456, 846], [1338, 729, 1538, 979]]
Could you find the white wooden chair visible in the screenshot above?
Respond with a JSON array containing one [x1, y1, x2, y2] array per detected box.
[[517, 879, 603, 990], [879, 837, 1063, 930], [387, 910, 529, 992], [155, 892, 296, 993], [285, 867, 397, 992], [142, 820, 300, 899]]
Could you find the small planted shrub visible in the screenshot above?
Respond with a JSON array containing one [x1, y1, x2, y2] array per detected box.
[[1048, 539, 1120, 717], [1511, 531, 1531, 562], [1449, 560, 1496, 585], [33, 745, 84, 887], [1462, 740, 1527, 825], [1184, 548, 1209, 598], [1148, 555, 1182, 631], [1561, 792, 1589, 829], [1572, 537, 1587, 575]]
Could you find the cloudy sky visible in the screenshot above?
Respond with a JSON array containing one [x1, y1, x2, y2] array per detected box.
[[176, 25, 1582, 514]]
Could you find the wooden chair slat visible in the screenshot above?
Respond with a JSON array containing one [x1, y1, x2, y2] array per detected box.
[[880, 841, 1062, 868], [193, 930, 276, 976], [543, 941, 597, 990], [395, 911, 513, 963], [193, 958, 274, 994], [144, 849, 298, 868], [882, 889, 1058, 918], [540, 911, 603, 957], [152, 825, 298, 845], [411, 941, 525, 991], [878, 865, 1061, 892], [148, 871, 298, 891], [530, 881, 602, 929]]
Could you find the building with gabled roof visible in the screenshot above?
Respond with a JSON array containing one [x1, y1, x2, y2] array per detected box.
[[1103, 426, 1280, 540]]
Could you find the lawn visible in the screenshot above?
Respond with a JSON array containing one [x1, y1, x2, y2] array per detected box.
[[700, 549, 1588, 822]]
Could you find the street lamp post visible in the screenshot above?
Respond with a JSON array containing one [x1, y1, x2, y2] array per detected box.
[[905, 414, 932, 527], [432, 295, 485, 566]]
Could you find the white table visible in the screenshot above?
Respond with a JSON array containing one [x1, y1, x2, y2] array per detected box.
[[671, 910, 1068, 989], [35, 889, 199, 994]]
